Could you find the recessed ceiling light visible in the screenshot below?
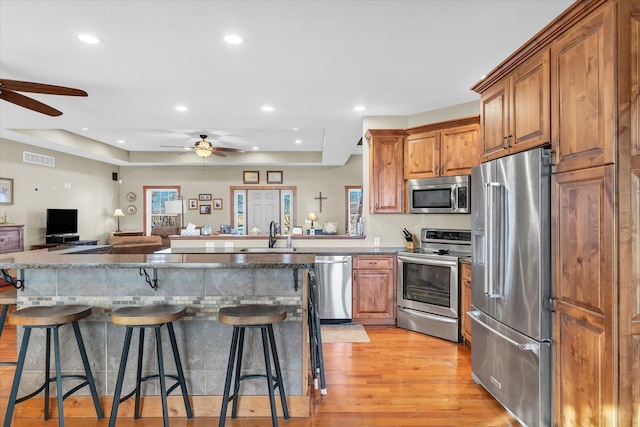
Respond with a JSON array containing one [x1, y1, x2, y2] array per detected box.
[[117, 140, 125, 144], [261, 105, 275, 112], [252, 146, 259, 150], [224, 34, 243, 45], [354, 105, 366, 112], [78, 34, 101, 44], [292, 128, 299, 131], [174, 105, 188, 111], [295, 139, 302, 144], [82, 127, 88, 131]]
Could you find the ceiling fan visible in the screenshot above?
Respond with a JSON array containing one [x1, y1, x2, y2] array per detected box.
[[165, 135, 246, 158], [0, 78, 88, 116]]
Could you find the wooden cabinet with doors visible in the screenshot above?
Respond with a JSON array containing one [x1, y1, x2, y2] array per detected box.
[[473, 0, 640, 424], [404, 116, 480, 179], [352, 255, 395, 325], [460, 261, 472, 344], [478, 48, 551, 161], [551, 165, 615, 426], [365, 130, 404, 214], [0, 224, 24, 254], [551, 3, 615, 174]]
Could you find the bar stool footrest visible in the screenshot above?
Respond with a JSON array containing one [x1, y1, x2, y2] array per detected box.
[[119, 373, 184, 403], [15, 375, 92, 404]]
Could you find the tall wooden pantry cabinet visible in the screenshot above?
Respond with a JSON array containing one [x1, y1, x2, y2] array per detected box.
[[472, 1, 640, 425]]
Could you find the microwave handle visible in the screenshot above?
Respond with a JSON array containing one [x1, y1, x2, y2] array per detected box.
[[451, 184, 457, 211]]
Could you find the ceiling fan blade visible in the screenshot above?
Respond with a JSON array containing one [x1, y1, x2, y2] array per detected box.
[[212, 151, 227, 157], [211, 147, 246, 153], [0, 90, 62, 116], [0, 79, 88, 96]]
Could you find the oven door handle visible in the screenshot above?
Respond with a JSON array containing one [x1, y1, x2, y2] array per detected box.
[[397, 254, 458, 268]]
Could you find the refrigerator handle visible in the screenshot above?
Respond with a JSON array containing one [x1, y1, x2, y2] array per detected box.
[[484, 182, 503, 298], [468, 311, 540, 356]]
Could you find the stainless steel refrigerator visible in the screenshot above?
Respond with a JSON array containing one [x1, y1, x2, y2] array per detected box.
[[469, 147, 552, 427]]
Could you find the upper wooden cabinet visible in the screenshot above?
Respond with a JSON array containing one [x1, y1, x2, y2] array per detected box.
[[551, 3, 615, 173], [365, 130, 404, 214], [479, 49, 551, 161], [404, 116, 480, 180]]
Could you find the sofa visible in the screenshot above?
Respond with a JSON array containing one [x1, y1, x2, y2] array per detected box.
[[106, 235, 163, 254], [150, 226, 180, 249]]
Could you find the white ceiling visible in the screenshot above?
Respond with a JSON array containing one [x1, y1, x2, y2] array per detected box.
[[0, 0, 574, 167]]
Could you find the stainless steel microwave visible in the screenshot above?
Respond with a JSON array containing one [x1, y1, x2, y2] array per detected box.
[[407, 175, 470, 214]]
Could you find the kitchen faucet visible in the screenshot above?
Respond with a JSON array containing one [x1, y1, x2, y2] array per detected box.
[[269, 221, 278, 248]]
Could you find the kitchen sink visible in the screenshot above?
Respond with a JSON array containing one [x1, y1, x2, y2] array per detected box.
[[239, 247, 297, 253]]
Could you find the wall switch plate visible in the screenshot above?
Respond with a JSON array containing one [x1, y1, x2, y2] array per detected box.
[[374, 237, 380, 247]]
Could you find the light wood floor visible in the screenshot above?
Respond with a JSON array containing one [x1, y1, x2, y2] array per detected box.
[[1, 319, 519, 426]]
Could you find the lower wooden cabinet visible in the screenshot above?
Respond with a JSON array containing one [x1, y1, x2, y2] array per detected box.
[[0, 224, 24, 254], [352, 255, 396, 325], [460, 262, 472, 343]]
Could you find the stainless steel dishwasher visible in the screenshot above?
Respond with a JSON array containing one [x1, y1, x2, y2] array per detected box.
[[315, 255, 353, 323]]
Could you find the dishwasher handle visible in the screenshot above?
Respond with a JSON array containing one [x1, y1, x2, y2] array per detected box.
[[315, 259, 350, 264]]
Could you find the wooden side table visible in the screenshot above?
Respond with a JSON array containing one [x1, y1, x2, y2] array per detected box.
[[0, 225, 24, 254]]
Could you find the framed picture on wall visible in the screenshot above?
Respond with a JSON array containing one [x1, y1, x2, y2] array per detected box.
[[188, 198, 198, 210], [199, 193, 212, 201], [243, 171, 259, 184], [266, 170, 283, 184], [200, 204, 211, 214], [0, 177, 14, 205], [213, 198, 223, 210]]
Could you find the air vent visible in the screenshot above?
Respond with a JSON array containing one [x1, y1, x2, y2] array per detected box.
[[23, 151, 55, 167]]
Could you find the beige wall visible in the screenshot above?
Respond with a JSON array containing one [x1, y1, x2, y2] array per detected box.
[[117, 156, 362, 235], [0, 137, 119, 246], [1, 100, 479, 250]]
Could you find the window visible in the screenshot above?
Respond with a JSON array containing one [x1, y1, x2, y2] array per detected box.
[[143, 186, 180, 235]]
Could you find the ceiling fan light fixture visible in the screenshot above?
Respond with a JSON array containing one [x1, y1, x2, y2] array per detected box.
[[194, 140, 213, 158]]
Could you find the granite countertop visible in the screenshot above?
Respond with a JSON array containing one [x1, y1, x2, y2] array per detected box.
[[159, 246, 404, 255], [0, 245, 404, 270]]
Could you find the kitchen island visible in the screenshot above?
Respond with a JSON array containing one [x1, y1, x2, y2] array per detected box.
[[0, 248, 315, 419]]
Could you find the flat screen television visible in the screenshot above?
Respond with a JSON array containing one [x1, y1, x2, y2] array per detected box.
[[46, 208, 78, 235]]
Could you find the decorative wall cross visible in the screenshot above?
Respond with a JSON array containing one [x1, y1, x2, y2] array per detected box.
[[314, 192, 327, 213]]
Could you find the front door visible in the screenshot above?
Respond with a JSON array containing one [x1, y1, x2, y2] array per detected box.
[[247, 189, 280, 234]]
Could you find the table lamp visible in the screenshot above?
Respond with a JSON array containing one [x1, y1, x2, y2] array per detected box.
[[307, 212, 317, 229], [112, 208, 125, 232]]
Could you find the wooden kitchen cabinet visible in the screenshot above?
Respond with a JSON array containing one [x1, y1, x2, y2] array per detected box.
[[460, 262, 472, 344], [404, 117, 480, 179], [478, 48, 550, 162], [352, 255, 395, 325], [551, 3, 615, 173], [365, 130, 404, 213], [551, 165, 615, 426], [474, 1, 640, 424], [0, 224, 24, 254]]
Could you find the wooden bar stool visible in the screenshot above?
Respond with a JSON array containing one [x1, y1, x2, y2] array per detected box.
[[0, 288, 18, 366], [3, 304, 104, 427], [109, 304, 193, 427], [218, 304, 289, 427]]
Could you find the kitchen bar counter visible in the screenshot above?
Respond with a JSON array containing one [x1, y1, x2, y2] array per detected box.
[[0, 249, 314, 419]]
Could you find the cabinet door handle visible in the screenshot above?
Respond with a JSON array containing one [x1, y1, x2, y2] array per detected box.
[[502, 136, 509, 149]]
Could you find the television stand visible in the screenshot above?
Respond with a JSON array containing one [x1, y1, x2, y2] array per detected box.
[[46, 235, 80, 244]]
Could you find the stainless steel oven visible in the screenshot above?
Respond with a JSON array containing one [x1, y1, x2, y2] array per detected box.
[[397, 229, 471, 342]]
